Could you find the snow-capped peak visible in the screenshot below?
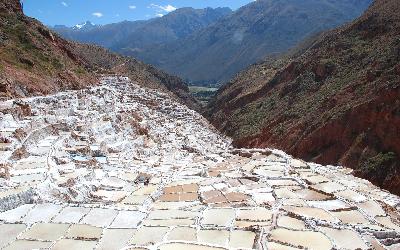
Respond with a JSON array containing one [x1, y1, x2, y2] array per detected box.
[[73, 21, 96, 30]]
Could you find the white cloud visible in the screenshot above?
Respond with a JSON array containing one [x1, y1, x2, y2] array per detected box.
[[149, 4, 177, 13], [161, 4, 177, 12], [129, 5, 136, 10], [155, 13, 164, 17], [92, 12, 103, 18], [61, 2, 68, 7]]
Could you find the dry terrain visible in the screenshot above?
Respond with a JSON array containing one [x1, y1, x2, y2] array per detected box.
[[207, 0, 400, 195]]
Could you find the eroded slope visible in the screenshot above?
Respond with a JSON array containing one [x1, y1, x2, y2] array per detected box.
[[208, 0, 400, 195]]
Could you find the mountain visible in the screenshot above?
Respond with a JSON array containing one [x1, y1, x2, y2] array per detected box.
[[207, 0, 400, 194], [52, 7, 232, 50], [125, 0, 373, 86], [113, 7, 233, 53], [52, 20, 148, 48], [51, 1, 372, 86], [55, 21, 98, 32], [73, 21, 98, 31], [0, 0, 198, 110]]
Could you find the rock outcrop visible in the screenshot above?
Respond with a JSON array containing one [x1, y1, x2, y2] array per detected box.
[[207, 0, 400, 195], [0, 0, 23, 14]]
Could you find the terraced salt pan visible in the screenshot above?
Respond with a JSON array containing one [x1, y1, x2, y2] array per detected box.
[[0, 224, 27, 248], [22, 203, 63, 224], [277, 215, 306, 230], [270, 228, 333, 250], [3, 239, 53, 250], [283, 206, 337, 222], [319, 227, 369, 249], [0, 76, 399, 249]]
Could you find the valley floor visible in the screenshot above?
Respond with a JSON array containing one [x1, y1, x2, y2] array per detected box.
[[0, 77, 399, 249]]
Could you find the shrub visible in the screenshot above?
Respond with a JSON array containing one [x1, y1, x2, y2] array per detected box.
[[361, 152, 397, 172]]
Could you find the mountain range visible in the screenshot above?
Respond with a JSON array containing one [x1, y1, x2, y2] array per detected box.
[[53, 7, 232, 54], [54, 21, 99, 32], [52, 0, 372, 86], [207, 0, 400, 195]]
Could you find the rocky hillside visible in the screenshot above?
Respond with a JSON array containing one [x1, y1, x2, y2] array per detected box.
[[207, 0, 400, 195], [0, 0, 96, 99], [0, 0, 198, 110]]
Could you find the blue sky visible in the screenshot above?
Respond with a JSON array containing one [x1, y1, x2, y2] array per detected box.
[[23, 0, 254, 27]]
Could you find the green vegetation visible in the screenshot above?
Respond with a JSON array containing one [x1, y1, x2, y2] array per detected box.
[[189, 85, 218, 105], [189, 86, 218, 93], [231, 98, 271, 138], [74, 66, 87, 76], [360, 152, 397, 172], [52, 58, 64, 70], [0, 18, 69, 75]]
